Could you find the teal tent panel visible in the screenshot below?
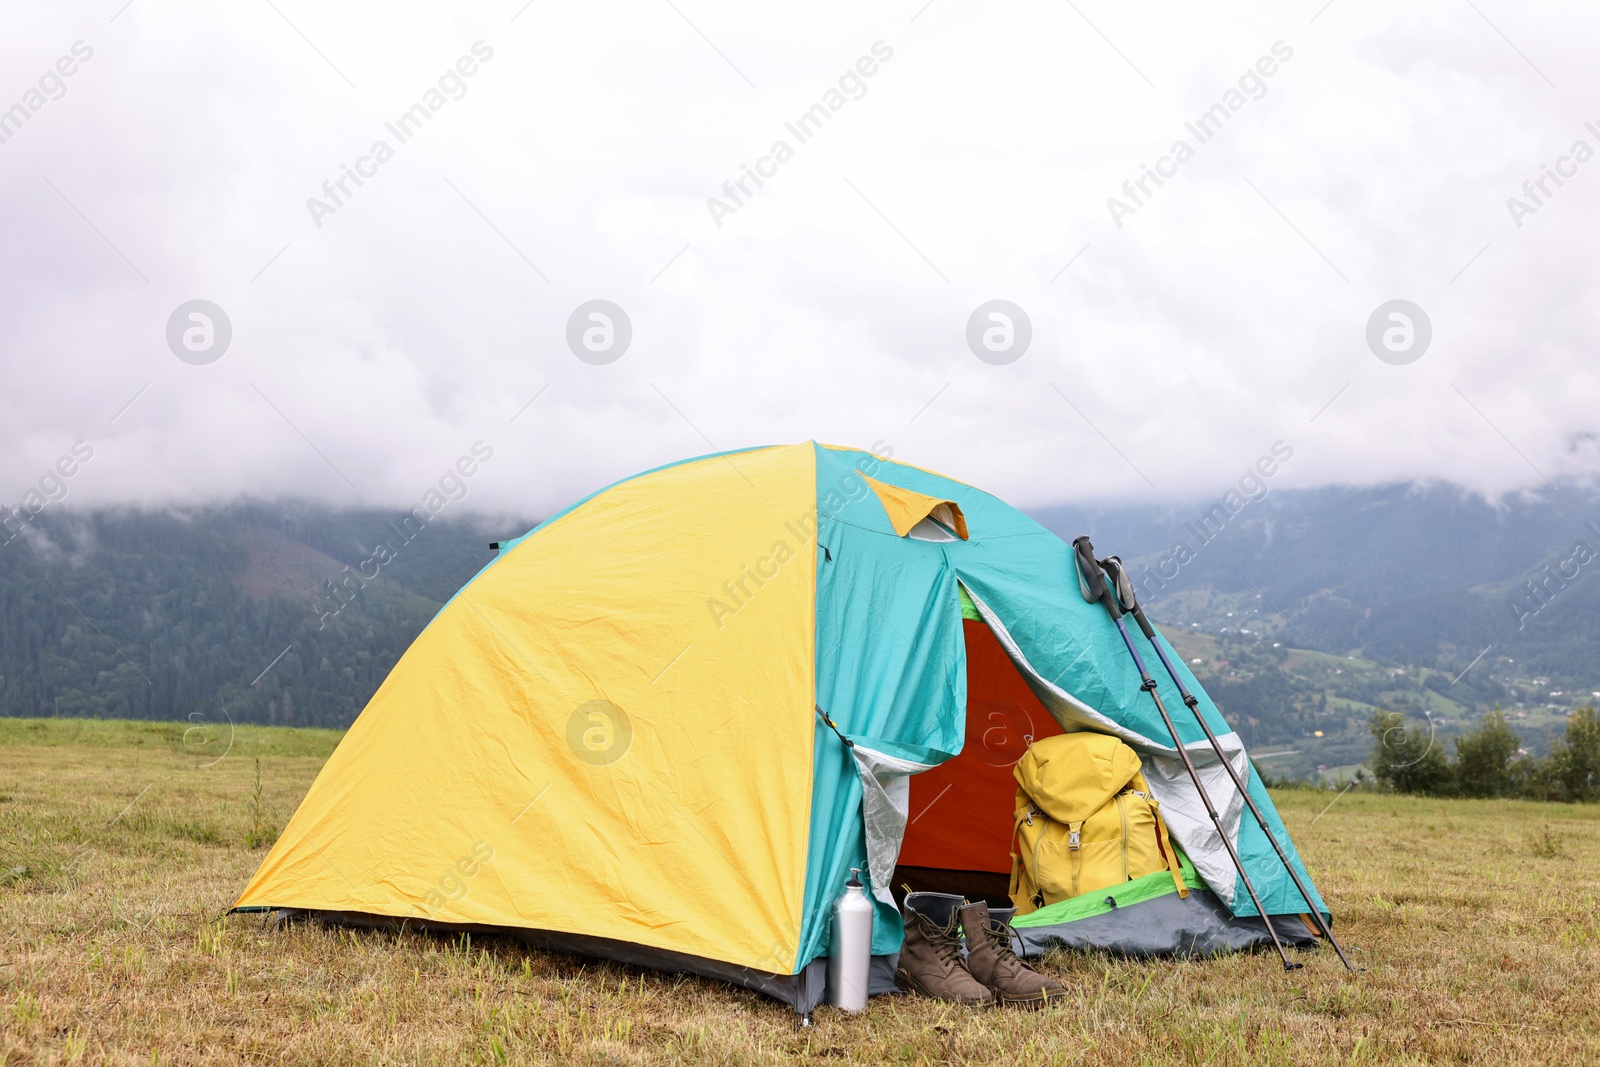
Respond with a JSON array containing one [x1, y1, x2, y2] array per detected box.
[[1234, 768, 1327, 916], [950, 549, 1324, 919], [807, 445, 1326, 922], [797, 447, 969, 969]]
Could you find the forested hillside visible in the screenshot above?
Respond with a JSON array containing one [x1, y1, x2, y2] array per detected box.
[[1035, 481, 1600, 777], [3, 482, 1598, 780], [1032, 481, 1600, 687], [0, 506, 527, 729]]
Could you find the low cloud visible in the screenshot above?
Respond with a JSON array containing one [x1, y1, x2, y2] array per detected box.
[[2, 1, 1598, 519]]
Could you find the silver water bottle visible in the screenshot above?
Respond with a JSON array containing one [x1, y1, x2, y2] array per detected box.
[[827, 867, 874, 1012]]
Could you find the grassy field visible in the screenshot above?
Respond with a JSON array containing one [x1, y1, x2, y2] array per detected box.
[[1, 719, 1597, 1066]]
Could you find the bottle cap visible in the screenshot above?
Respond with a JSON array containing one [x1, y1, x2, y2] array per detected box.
[[846, 867, 862, 888]]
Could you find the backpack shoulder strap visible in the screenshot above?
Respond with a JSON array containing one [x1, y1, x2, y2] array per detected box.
[[1009, 802, 1036, 903]]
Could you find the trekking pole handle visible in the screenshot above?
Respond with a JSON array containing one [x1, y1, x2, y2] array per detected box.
[[1098, 555, 1158, 641], [1097, 555, 1200, 708], [1127, 603, 1157, 642], [1071, 536, 1120, 619]]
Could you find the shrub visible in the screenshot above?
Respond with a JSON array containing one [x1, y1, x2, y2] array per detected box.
[[1549, 707, 1600, 802], [1368, 711, 1453, 795], [1368, 705, 1600, 803], [1454, 709, 1520, 798]]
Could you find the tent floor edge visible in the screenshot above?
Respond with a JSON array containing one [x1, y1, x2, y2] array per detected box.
[[274, 909, 891, 1014], [1011, 889, 1319, 960]]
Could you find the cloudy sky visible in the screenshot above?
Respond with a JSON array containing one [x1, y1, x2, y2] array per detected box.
[[3, 0, 1598, 517]]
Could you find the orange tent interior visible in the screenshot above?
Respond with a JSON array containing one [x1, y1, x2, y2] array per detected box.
[[894, 618, 1065, 905]]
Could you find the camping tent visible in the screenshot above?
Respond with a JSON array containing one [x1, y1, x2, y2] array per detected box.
[[234, 442, 1326, 1012]]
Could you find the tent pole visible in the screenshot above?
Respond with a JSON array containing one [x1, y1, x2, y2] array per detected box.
[[1096, 555, 1360, 973], [1072, 537, 1301, 973]]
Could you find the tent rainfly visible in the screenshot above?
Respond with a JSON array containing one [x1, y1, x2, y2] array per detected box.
[[235, 443, 1327, 1012]]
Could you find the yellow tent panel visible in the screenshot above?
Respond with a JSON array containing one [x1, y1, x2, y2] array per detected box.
[[236, 445, 818, 970]]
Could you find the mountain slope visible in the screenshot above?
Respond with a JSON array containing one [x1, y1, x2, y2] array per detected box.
[[1030, 482, 1600, 776], [0, 505, 529, 729], [1, 485, 1595, 777]]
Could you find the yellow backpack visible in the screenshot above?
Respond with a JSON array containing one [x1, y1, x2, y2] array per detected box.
[[1009, 732, 1188, 915]]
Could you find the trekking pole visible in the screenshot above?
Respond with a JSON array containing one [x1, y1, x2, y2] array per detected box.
[[1094, 553, 1360, 973], [1071, 536, 1302, 972]]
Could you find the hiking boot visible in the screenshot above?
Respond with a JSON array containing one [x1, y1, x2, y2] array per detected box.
[[958, 901, 1066, 1008], [896, 892, 993, 1007]]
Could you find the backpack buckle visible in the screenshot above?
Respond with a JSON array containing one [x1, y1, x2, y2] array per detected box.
[[1068, 828, 1081, 850]]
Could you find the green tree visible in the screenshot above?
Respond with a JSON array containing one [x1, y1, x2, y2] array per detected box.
[[1453, 708, 1520, 798], [1368, 711, 1453, 795], [1549, 706, 1600, 802]]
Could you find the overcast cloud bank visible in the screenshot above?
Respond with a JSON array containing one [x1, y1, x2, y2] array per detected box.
[[2, 2, 1598, 519]]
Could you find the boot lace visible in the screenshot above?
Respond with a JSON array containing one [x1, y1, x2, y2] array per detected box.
[[986, 920, 1024, 967], [922, 915, 967, 968]]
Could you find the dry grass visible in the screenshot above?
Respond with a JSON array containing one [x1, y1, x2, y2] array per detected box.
[[0, 718, 1597, 1066]]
